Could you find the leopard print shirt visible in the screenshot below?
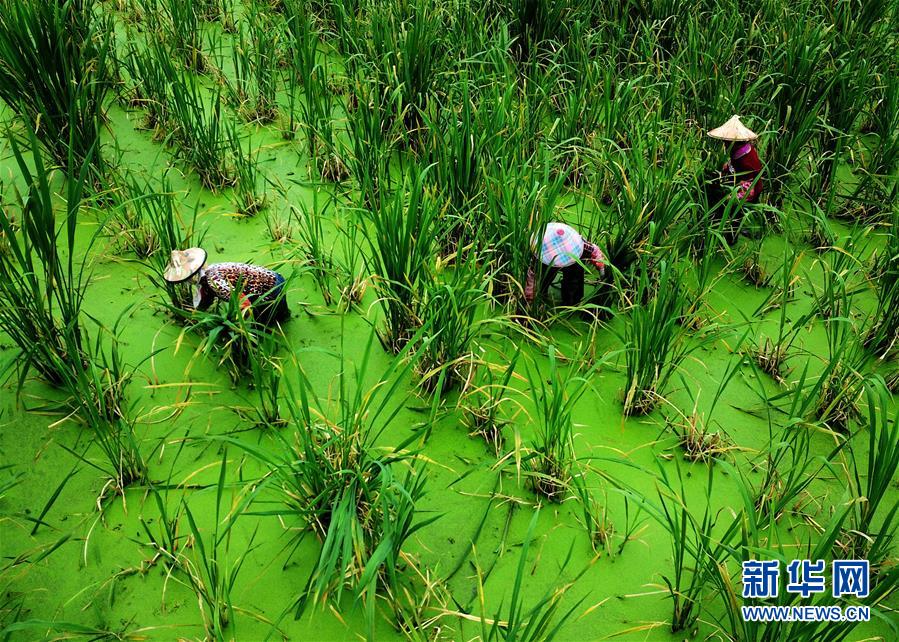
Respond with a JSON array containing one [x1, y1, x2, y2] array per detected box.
[[201, 263, 280, 302]]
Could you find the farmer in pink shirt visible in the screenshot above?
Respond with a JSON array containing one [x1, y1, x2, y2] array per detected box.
[[524, 222, 606, 307]]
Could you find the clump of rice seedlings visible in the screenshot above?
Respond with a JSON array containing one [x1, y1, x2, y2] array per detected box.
[[665, 343, 743, 463], [160, 0, 208, 71], [815, 313, 867, 433], [762, 19, 835, 203], [168, 71, 236, 189], [229, 131, 267, 215], [461, 350, 522, 455], [177, 288, 273, 383], [415, 247, 492, 393], [106, 176, 160, 259], [645, 463, 721, 634], [284, 1, 348, 181], [344, 78, 396, 207], [483, 154, 559, 306], [421, 81, 487, 245], [348, 0, 448, 138], [137, 480, 185, 571], [570, 473, 615, 555], [244, 328, 287, 429], [835, 381, 899, 568], [291, 188, 335, 305], [264, 209, 294, 244], [51, 326, 149, 504], [619, 260, 696, 416], [748, 250, 805, 383], [854, 72, 898, 215], [0, 0, 113, 177], [226, 3, 280, 123], [810, 235, 864, 321], [334, 215, 367, 310], [737, 239, 769, 287], [0, 128, 95, 385], [592, 126, 695, 271], [750, 361, 843, 520], [119, 36, 173, 137], [363, 168, 439, 352], [524, 346, 595, 503], [118, 176, 206, 311], [864, 210, 899, 355], [178, 453, 259, 640], [469, 510, 586, 641], [228, 334, 437, 637]]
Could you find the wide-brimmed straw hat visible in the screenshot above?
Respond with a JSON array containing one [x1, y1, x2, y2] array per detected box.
[[534, 222, 584, 268], [163, 248, 207, 283], [707, 115, 758, 142]]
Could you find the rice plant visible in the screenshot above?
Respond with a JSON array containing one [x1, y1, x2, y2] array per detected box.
[[619, 260, 697, 416], [226, 2, 280, 122], [224, 333, 437, 637], [284, 1, 348, 181], [347, 0, 448, 138], [229, 131, 267, 215], [524, 346, 596, 502], [748, 249, 805, 383], [52, 324, 149, 503], [168, 72, 235, 189], [470, 510, 586, 641], [0, 127, 96, 386], [290, 188, 335, 305], [362, 168, 439, 352], [0, 0, 113, 177], [159, 0, 208, 72], [178, 452, 258, 640], [864, 209, 899, 355], [461, 349, 522, 454], [415, 246, 492, 393], [835, 380, 899, 567]]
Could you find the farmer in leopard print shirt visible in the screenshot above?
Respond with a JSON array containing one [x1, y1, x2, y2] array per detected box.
[[163, 248, 289, 324]]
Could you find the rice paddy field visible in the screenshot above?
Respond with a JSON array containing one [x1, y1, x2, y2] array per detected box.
[[0, 0, 898, 640]]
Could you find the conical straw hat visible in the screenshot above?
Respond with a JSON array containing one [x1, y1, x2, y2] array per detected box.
[[163, 248, 207, 283], [535, 222, 584, 268], [707, 115, 758, 142]]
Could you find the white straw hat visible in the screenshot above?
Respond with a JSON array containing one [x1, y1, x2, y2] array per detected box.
[[163, 248, 207, 283], [707, 115, 758, 142]]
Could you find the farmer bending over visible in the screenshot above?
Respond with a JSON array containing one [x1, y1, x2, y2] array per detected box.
[[524, 222, 606, 307], [163, 248, 289, 324], [707, 115, 763, 204]]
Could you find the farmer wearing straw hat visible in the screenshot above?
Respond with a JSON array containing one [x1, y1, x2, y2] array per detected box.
[[707, 115, 764, 204], [524, 223, 606, 307], [163, 248, 289, 324]]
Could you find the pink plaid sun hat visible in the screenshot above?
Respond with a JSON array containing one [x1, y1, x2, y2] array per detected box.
[[535, 222, 584, 267]]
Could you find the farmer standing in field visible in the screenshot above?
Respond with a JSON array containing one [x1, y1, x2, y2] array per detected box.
[[524, 222, 606, 307], [707, 115, 764, 203], [163, 248, 289, 324]]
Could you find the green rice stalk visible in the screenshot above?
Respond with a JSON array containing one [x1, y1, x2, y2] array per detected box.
[[460, 349, 522, 454], [416, 244, 492, 393], [619, 259, 696, 416], [290, 187, 335, 305], [523, 345, 596, 502], [0, 0, 113, 178], [0, 126, 96, 386], [167, 72, 236, 189], [229, 130, 267, 215], [837, 380, 899, 567], [361, 167, 439, 352], [472, 509, 586, 641]]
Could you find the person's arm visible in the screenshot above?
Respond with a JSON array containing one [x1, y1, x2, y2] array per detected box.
[[524, 264, 536, 302], [585, 242, 606, 276]]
